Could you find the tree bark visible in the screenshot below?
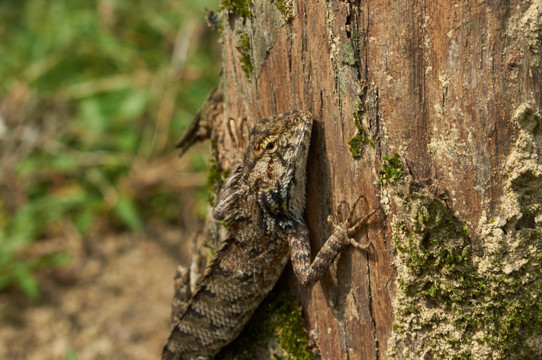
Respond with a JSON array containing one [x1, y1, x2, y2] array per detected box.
[[207, 1, 542, 359]]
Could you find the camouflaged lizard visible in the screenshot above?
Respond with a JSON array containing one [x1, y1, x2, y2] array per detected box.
[[162, 111, 378, 360]]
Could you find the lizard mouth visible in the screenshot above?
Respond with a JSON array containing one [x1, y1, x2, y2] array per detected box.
[[284, 112, 312, 221]]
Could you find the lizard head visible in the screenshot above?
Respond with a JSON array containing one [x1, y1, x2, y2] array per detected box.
[[246, 111, 313, 222], [213, 111, 312, 226]]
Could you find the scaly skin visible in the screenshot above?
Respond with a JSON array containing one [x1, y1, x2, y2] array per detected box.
[[162, 111, 378, 359]]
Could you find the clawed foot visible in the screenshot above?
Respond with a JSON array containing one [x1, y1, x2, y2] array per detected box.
[[327, 195, 380, 251]]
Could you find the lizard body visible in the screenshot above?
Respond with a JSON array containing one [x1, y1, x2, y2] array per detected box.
[[162, 111, 377, 359]]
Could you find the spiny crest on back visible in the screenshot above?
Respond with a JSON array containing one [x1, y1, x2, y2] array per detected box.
[[213, 111, 312, 226]]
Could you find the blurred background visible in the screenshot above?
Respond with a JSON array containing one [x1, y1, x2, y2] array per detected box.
[[0, 0, 220, 358]]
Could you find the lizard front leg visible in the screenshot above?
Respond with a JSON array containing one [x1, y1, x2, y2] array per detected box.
[[289, 196, 380, 287]]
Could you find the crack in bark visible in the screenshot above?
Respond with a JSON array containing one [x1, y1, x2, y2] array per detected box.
[[362, 3, 379, 354], [366, 246, 380, 359]]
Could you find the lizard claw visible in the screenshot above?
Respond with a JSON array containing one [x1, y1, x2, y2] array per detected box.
[[348, 205, 380, 235], [348, 237, 372, 251], [328, 196, 380, 251], [348, 195, 369, 223]]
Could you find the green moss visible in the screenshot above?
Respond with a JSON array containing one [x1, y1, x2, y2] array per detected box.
[[389, 190, 542, 359], [273, 0, 294, 22], [216, 285, 312, 359], [347, 103, 374, 158], [207, 157, 229, 205], [378, 153, 405, 183], [393, 196, 477, 301], [236, 33, 253, 80], [340, 43, 356, 66], [220, 0, 252, 19]]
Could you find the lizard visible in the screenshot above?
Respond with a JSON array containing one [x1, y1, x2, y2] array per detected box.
[[162, 110, 379, 360]]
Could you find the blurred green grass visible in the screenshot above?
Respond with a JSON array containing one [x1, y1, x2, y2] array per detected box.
[[0, 0, 220, 300]]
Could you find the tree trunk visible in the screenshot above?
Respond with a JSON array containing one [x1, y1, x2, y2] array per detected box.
[[205, 0, 542, 359]]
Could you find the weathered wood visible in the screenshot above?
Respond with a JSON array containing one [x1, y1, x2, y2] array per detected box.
[[213, 0, 542, 358]]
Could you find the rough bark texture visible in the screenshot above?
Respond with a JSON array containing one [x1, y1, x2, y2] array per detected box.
[[206, 0, 542, 359]]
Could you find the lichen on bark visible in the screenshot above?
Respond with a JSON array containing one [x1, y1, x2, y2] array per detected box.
[[387, 104, 542, 359], [236, 33, 254, 79], [520, 1, 542, 62], [347, 102, 374, 158], [273, 0, 295, 22], [220, 0, 253, 19]]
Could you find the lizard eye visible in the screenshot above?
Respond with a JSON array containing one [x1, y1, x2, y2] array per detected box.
[[260, 182, 270, 191], [266, 142, 275, 151]]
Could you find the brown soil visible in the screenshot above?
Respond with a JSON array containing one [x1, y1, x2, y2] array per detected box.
[[0, 227, 186, 360]]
